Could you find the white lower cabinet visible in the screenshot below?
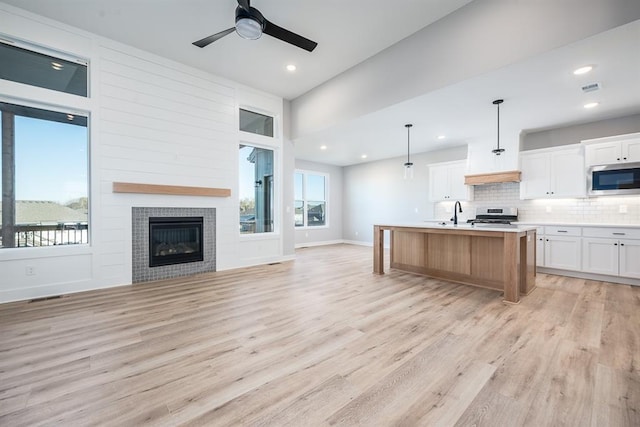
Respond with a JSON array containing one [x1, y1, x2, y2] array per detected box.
[[582, 238, 619, 276], [545, 236, 581, 271], [536, 236, 545, 267], [535, 227, 545, 267], [618, 240, 640, 279], [531, 224, 640, 283], [581, 228, 640, 279]]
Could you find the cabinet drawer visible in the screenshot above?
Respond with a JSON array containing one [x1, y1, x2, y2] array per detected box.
[[582, 227, 640, 239], [545, 226, 582, 237]]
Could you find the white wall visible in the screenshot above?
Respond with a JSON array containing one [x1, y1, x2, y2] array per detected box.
[[342, 146, 467, 245], [521, 113, 640, 151], [0, 4, 293, 302], [294, 159, 343, 247]]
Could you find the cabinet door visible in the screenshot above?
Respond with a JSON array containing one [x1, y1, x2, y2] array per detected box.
[[551, 149, 586, 198], [545, 236, 581, 271], [619, 239, 640, 279], [536, 236, 545, 267], [585, 142, 622, 166], [582, 238, 619, 276], [428, 164, 450, 201], [520, 152, 550, 199], [623, 139, 640, 162], [428, 161, 470, 201], [448, 162, 471, 201]]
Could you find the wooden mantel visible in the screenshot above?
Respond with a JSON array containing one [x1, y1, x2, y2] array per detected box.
[[112, 182, 231, 197]]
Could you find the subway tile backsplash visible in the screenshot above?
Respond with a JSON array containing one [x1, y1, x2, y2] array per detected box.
[[434, 182, 640, 224]]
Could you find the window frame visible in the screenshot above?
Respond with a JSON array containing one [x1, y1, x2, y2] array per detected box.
[[238, 104, 281, 239], [0, 99, 91, 250], [294, 169, 329, 229], [0, 38, 90, 98], [238, 142, 277, 237]]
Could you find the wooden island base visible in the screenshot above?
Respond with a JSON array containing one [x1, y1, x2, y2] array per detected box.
[[373, 224, 537, 304]]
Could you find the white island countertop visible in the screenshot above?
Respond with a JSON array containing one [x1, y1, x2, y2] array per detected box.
[[378, 221, 538, 233], [516, 221, 640, 229]]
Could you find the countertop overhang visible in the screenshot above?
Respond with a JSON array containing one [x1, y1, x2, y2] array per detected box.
[[376, 222, 538, 233]]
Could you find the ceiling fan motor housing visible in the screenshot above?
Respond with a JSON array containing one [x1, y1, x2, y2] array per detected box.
[[235, 6, 265, 39]]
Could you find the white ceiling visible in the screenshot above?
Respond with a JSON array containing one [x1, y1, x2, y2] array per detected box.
[[294, 20, 640, 165], [1, 0, 473, 100], [2, 1, 640, 166]]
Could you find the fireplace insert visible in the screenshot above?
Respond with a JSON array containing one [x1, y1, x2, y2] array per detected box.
[[149, 216, 204, 267]]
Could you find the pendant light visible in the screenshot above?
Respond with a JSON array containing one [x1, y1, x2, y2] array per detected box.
[[403, 123, 414, 180], [491, 99, 505, 155]]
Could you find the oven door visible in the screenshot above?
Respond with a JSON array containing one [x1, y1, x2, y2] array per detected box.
[[588, 162, 640, 196]]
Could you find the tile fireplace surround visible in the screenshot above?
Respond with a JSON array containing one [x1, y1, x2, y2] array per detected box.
[[132, 207, 216, 283]]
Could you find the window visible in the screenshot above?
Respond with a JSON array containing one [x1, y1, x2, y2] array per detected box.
[[0, 41, 88, 97], [239, 145, 274, 234], [239, 109, 274, 137], [1, 102, 89, 248], [294, 171, 327, 227]]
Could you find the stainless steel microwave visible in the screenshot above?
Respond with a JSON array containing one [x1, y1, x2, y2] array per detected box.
[[588, 162, 640, 196]]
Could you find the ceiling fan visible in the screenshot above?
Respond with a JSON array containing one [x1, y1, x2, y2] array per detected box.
[[193, 0, 318, 52]]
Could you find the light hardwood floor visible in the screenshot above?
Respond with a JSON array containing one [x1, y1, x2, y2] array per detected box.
[[0, 244, 638, 426]]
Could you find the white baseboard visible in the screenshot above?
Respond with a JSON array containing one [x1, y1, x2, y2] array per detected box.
[[217, 254, 296, 271], [0, 280, 131, 304], [342, 240, 392, 249], [538, 267, 640, 286], [342, 239, 373, 247], [295, 239, 344, 249]]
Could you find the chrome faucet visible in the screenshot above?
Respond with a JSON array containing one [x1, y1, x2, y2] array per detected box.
[[451, 201, 463, 225]]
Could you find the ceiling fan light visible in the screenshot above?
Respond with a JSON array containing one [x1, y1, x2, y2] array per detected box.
[[236, 17, 262, 40]]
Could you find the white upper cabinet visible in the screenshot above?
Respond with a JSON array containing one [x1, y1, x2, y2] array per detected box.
[[520, 145, 585, 199], [584, 132, 640, 166], [428, 160, 472, 202]]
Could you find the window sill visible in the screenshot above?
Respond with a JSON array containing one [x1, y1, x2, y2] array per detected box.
[[0, 244, 92, 261], [239, 232, 281, 241]]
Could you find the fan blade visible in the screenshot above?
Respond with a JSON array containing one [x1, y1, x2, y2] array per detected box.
[[263, 19, 317, 52], [237, 0, 250, 11], [193, 27, 235, 48]]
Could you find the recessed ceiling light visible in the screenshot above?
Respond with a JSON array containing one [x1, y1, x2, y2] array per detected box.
[[361, 154, 367, 159], [51, 62, 64, 71], [573, 65, 593, 75], [320, 145, 327, 150], [584, 102, 599, 109], [437, 135, 446, 140], [286, 64, 297, 72]]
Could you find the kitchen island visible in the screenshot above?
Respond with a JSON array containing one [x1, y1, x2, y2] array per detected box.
[[373, 223, 537, 304]]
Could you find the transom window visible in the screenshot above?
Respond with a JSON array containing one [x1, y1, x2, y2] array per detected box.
[[0, 41, 88, 97], [239, 109, 273, 137], [294, 171, 327, 228]]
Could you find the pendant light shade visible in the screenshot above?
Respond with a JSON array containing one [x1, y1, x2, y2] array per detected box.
[[403, 124, 414, 180], [492, 99, 505, 156]]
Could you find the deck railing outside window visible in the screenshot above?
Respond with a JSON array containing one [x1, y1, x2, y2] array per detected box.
[[0, 223, 89, 248]]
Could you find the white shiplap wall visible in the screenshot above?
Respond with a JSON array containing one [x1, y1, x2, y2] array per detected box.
[[0, 4, 288, 302]]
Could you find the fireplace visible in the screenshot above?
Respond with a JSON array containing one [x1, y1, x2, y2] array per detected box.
[[148, 216, 204, 267], [132, 207, 215, 283]]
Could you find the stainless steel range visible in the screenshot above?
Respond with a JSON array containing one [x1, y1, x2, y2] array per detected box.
[[467, 207, 518, 225]]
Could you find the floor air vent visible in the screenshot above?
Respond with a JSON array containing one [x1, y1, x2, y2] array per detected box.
[[29, 295, 63, 303]]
